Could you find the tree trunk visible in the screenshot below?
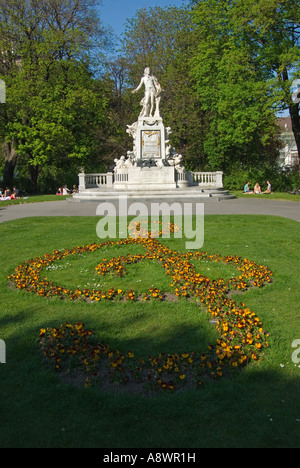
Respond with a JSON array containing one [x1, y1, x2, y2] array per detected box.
[[2, 139, 17, 189], [28, 164, 39, 193], [289, 102, 300, 169]]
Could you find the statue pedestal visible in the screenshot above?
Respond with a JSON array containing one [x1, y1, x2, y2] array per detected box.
[[114, 115, 180, 190], [114, 166, 177, 191], [135, 116, 166, 163]]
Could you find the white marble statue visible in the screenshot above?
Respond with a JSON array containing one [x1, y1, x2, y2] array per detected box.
[[126, 151, 137, 167], [113, 156, 126, 172], [126, 122, 138, 140], [126, 122, 138, 157], [168, 153, 185, 172], [114, 153, 137, 173], [174, 154, 185, 172], [132, 67, 163, 118]]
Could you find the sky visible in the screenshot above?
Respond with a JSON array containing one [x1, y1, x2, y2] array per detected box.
[[98, 0, 187, 38], [96, 1, 291, 119]]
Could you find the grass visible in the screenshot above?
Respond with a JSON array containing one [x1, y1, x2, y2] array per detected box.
[[0, 194, 71, 207], [1, 192, 300, 207], [231, 191, 300, 201], [0, 215, 299, 448]]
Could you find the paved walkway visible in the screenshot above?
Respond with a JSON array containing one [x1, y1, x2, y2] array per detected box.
[[0, 198, 299, 223]]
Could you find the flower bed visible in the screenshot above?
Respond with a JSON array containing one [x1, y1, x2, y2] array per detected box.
[[9, 228, 274, 393]]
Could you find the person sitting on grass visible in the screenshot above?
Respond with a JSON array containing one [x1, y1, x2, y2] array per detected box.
[[263, 181, 272, 194], [254, 183, 262, 194], [244, 182, 253, 194], [0, 187, 12, 200], [11, 187, 20, 199]]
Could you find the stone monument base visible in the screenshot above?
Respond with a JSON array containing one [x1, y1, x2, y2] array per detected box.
[[75, 169, 235, 201], [114, 166, 177, 191], [76, 67, 237, 203], [72, 186, 235, 202]]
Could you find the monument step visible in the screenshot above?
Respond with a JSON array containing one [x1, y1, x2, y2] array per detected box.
[[72, 188, 235, 202]]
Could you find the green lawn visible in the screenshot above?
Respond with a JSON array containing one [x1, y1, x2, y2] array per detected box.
[[0, 215, 299, 448], [231, 191, 300, 201], [1, 192, 300, 207], [0, 194, 71, 206]]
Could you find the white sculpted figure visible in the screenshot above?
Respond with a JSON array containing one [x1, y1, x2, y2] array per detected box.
[[126, 122, 138, 157], [126, 122, 138, 140], [126, 151, 137, 167], [113, 156, 126, 172], [168, 153, 185, 172], [132, 67, 163, 118], [174, 154, 185, 172], [114, 153, 137, 173]]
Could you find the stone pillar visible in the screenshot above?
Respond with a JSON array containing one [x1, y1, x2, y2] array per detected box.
[[186, 171, 194, 187], [78, 171, 86, 192], [106, 172, 114, 187], [215, 171, 224, 188]]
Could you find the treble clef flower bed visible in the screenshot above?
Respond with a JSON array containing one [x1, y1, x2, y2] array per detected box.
[[9, 230, 274, 393]]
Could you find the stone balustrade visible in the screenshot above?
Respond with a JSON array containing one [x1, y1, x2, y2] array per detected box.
[[79, 172, 113, 191], [78, 170, 223, 191], [190, 171, 223, 188]]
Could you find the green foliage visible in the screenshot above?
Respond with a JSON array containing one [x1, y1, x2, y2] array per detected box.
[[191, 0, 283, 171], [0, 0, 111, 191], [224, 163, 300, 191], [5, 57, 106, 161], [1, 0, 299, 190]]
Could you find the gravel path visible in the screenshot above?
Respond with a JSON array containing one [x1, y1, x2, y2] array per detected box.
[[0, 197, 299, 224]]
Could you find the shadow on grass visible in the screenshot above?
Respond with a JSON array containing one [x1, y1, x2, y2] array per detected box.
[[1, 328, 299, 448], [0, 298, 299, 448]]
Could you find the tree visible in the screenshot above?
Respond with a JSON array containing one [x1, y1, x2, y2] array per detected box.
[[232, 0, 300, 162], [190, 0, 281, 171], [191, 0, 300, 171], [5, 55, 109, 191], [0, 0, 110, 190]]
